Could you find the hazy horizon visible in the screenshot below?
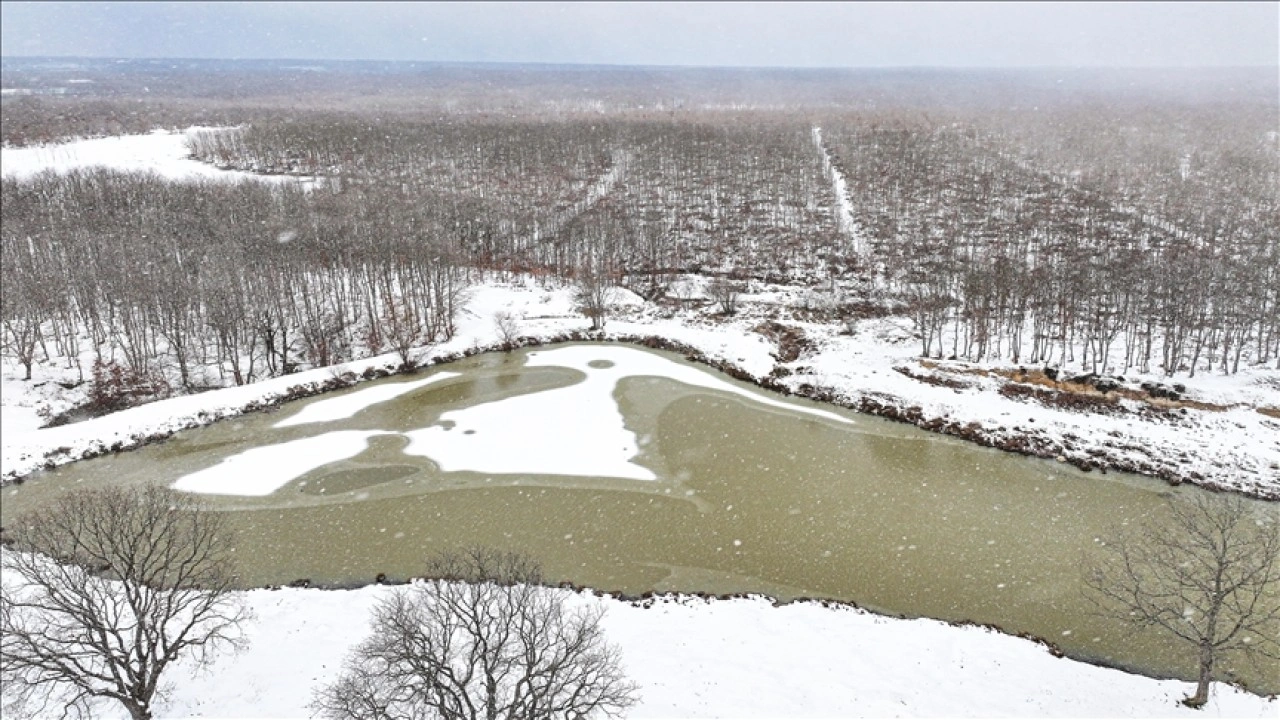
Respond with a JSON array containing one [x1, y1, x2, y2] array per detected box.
[[3, 56, 1278, 73], [1, 2, 1275, 70]]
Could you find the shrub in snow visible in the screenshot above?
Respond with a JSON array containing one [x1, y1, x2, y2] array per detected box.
[[85, 359, 171, 415]]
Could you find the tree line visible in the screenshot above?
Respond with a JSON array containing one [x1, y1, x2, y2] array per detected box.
[[4, 106, 1275, 396], [187, 114, 849, 290], [1, 170, 463, 397], [822, 109, 1278, 375]]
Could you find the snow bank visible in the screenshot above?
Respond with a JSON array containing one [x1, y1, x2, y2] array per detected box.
[[8, 545, 1271, 718], [171, 345, 854, 493], [5, 279, 1278, 499], [402, 344, 849, 482], [401, 348, 657, 481], [525, 344, 849, 425]]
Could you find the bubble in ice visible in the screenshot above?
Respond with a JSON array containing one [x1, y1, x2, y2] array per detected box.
[[276, 229, 298, 244]]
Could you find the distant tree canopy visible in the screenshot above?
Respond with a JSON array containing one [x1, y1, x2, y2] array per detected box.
[[823, 109, 1279, 374], [3, 76, 1276, 388]]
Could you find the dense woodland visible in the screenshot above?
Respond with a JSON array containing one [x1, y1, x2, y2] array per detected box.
[[2, 60, 1277, 406], [823, 106, 1279, 373]]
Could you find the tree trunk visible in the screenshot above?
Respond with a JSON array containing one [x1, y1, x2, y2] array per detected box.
[[125, 699, 153, 720], [1185, 647, 1213, 708]]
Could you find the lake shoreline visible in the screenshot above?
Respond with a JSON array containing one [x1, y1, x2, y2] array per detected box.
[[262, 578, 1213, 695], [5, 325, 1276, 500]]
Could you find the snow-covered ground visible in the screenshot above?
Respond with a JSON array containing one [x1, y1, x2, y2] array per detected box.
[[59, 586, 1265, 719], [5, 543, 1271, 718], [0, 127, 314, 185], [3, 129, 1278, 717]]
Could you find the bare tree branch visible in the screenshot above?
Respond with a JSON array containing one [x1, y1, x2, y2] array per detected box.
[[312, 547, 638, 720], [1, 485, 251, 720], [1083, 495, 1280, 708]]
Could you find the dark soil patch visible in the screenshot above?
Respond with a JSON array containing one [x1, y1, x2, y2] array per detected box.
[[751, 321, 815, 363], [893, 366, 972, 390], [998, 383, 1125, 416]]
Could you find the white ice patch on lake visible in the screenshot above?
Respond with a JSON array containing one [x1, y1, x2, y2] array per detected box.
[[273, 372, 461, 428], [172, 430, 387, 496], [523, 346, 849, 425], [174, 345, 853, 495], [401, 357, 656, 481], [402, 345, 849, 481]]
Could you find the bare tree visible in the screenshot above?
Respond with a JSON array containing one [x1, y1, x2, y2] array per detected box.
[[379, 294, 428, 370], [707, 278, 742, 316], [0, 485, 251, 720], [1083, 495, 1280, 708], [312, 547, 638, 720], [575, 255, 617, 332], [1, 309, 42, 381], [493, 310, 521, 351]]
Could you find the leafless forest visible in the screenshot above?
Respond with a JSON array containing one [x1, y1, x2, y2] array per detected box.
[[2, 59, 1276, 408]]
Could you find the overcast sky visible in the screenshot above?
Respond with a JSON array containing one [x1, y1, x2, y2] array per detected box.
[[1, 1, 1276, 68]]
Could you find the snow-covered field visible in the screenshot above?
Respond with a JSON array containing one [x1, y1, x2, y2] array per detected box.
[[2, 130, 1278, 717], [62, 586, 1265, 719], [0, 127, 314, 185]]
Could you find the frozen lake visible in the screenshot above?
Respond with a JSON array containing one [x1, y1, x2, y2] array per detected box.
[[4, 344, 1276, 692]]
